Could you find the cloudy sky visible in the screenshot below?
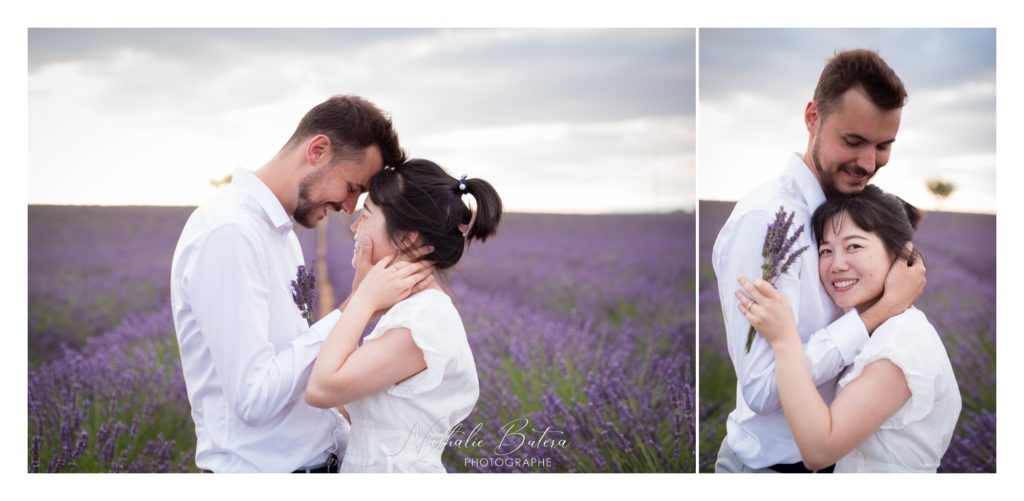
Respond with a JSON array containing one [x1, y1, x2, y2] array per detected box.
[[28, 28, 695, 213], [700, 28, 996, 214]]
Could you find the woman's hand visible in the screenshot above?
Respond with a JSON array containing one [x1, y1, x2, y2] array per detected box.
[[351, 236, 374, 292], [351, 237, 435, 294], [735, 277, 799, 347], [350, 255, 435, 313]]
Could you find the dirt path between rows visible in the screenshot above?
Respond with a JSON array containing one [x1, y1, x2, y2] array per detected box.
[[316, 221, 337, 319]]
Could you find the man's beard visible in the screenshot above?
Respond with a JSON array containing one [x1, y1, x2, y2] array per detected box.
[[811, 137, 871, 199], [293, 166, 330, 229]]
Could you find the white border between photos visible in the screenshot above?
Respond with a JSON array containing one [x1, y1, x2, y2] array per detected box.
[[4, 0, 1021, 498]]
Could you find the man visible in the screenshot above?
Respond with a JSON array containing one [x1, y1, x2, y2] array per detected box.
[[170, 95, 427, 472], [712, 49, 927, 473]]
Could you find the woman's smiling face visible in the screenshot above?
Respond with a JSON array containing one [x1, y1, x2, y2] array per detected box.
[[817, 212, 892, 312], [350, 196, 397, 266]]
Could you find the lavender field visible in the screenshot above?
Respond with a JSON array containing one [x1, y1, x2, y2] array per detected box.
[[28, 206, 695, 473], [698, 200, 996, 473]]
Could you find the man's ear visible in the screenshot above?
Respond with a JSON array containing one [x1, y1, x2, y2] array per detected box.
[[305, 134, 332, 167], [804, 101, 820, 134]]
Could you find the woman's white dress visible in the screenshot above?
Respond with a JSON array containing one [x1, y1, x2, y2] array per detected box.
[[340, 289, 479, 473], [834, 307, 962, 472]]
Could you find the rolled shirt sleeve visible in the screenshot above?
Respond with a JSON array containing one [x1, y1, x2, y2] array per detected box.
[[714, 207, 869, 415]]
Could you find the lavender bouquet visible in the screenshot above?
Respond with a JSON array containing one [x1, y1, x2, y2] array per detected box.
[[745, 206, 809, 352], [291, 263, 317, 327]]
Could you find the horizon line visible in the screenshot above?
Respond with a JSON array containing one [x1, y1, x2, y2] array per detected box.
[[26, 203, 696, 217], [697, 198, 997, 217]]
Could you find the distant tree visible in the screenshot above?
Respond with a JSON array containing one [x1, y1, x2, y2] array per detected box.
[[926, 179, 956, 210], [209, 173, 233, 188]]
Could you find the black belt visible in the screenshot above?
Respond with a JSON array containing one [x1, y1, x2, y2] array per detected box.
[[768, 461, 835, 473], [292, 453, 339, 473]]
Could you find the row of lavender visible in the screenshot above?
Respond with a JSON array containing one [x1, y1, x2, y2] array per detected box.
[[697, 201, 996, 472], [28, 206, 695, 472], [324, 212, 696, 472], [27, 206, 320, 472]]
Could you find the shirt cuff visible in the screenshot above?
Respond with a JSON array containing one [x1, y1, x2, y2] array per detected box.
[[827, 309, 870, 365], [309, 309, 342, 343]]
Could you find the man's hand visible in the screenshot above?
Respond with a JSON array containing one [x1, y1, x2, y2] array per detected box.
[[861, 242, 926, 333]]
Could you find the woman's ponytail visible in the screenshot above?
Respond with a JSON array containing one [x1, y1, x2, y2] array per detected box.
[[462, 178, 502, 243]]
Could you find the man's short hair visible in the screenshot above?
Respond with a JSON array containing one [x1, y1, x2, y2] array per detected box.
[[285, 95, 406, 168], [813, 49, 908, 119]]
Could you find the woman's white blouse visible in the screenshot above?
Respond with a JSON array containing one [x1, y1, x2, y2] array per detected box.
[[835, 307, 962, 472], [341, 289, 480, 473]]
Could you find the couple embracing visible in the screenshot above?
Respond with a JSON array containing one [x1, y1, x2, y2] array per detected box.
[[170, 96, 501, 473], [713, 49, 962, 473]]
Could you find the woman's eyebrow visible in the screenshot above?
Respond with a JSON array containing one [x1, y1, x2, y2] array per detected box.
[[819, 234, 869, 246]]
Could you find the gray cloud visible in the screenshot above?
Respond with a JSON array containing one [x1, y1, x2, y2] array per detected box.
[[407, 29, 695, 117], [700, 28, 995, 101], [698, 28, 995, 212], [28, 28, 696, 211], [28, 28, 427, 72], [29, 29, 434, 119], [29, 28, 695, 132]]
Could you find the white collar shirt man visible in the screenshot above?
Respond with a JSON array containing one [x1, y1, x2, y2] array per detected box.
[[171, 168, 344, 472], [711, 153, 870, 469]]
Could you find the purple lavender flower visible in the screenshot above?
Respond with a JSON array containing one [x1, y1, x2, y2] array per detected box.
[[323, 213, 695, 472], [28, 206, 326, 473], [291, 263, 317, 327], [30, 207, 694, 473], [30, 436, 40, 473], [745, 206, 809, 353]]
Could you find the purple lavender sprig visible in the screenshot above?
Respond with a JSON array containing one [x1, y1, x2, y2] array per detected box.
[[745, 206, 809, 352], [291, 263, 317, 327]]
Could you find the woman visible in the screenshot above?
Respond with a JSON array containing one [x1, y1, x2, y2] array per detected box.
[[305, 158, 502, 472], [737, 185, 960, 472]]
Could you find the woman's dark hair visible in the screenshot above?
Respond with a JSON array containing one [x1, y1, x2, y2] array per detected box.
[[811, 184, 923, 264], [367, 158, 502, 270]]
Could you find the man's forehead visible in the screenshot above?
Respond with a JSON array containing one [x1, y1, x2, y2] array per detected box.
[[834, 88, 901, 120], [827, 89, 901, 139], [337, 147, 382, 183], [364, 144, 384, 171], [353, 146, 384, 184]]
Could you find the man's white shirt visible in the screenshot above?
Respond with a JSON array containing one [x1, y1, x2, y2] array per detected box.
[[711, 153, 869, 469], [170, 168, 344, 472]]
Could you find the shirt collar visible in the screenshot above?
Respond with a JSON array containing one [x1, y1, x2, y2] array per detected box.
[[785, 152, 827, 212], [232, 168, 294, 232]]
